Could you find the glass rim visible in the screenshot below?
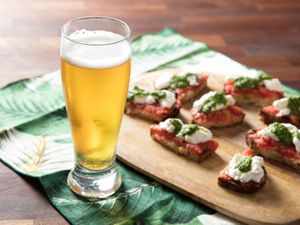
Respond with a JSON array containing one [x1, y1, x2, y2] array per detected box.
[[61, 16, 131, 46]]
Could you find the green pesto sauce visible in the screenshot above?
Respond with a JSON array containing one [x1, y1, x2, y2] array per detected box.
[[234, 73, 272, 89], [127, 86, 166, 102], [177, 124, 209, 137], [200, 92, 227, 113], [287, 96, 300, 117], [169, 73, 197, 89], [178, 124, 199, 137], [235, 156, 252, 173], [151, 90, 167, 99], [127, 86, 148, 101], [269, 122, 293, 146], [169, 119, 182, 134]]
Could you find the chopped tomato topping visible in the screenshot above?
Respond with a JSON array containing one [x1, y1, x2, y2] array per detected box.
[[150, 125, 218, 155], [192, 105, 244, 124], [127, 97, 181, 118], [224, 80, 235, 94], [242, 148, 254, 157], [262, 105, 278, 116], [151, 126, 174, 141]]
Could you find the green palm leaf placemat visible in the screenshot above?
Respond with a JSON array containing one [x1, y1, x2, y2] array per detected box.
[[0, 28, 298, 225]]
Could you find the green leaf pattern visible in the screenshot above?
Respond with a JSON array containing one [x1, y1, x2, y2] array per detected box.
[[40, 166, 213, 225], [0, 71, 64, 131], [131, 28, 208, 78], [0, 129, 73, 177]]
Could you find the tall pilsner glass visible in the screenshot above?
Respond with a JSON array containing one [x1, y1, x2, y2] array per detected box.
[[60, 17, 131, 198]]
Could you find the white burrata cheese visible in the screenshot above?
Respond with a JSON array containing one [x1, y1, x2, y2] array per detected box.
[[133, 95, 156, 104], [272, 98, 290, 117], [283, 123, 300, 152], [177, 125, 212, 144], [159, 90, 176, 108], [186, 74, 198, 86], [293, 136, 300, 153], [159, 118, 183, 133], [282, 123, 298, 133], [257, 127, 279, 141], [192, 91, 235, 112], [263, 78, 283, 92], [154, 72, 174, 89], [225, 95, 236, 106], [226, 154, 265, 183], [193, 91, 216, 111]]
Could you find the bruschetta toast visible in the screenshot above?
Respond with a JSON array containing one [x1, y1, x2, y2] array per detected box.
[[150, 118, 218, 162], [191, 91, 245, 128], [260, 96, 300, 128], [154, 69, 208, 103], [246, 122, 300, 172], [224, 73, 284, 107], [218, 148, 267, 193], [125, 86, 181, 122]]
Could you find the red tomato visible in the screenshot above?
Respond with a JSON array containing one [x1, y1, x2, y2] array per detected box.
[[262, 105, 278, 116], [242, 148, 254, 156]]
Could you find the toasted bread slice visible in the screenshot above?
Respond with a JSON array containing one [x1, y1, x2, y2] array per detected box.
[[218, 148, 267, 193], [260, 105, 300, 128], [224, 80, 284, 107], [192, 105, 245, 128], [125, 101, 180, 122], [175, 75, 208, 103], [246, 129, 300, 172], [218, 168, 267, 193], [150, 124, 218, 162]]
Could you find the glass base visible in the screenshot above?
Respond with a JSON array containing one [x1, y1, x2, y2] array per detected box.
[[67, 163, 122, 198]]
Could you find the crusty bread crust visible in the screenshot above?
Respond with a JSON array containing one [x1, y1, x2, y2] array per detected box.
[[232, 92, 280, 107], [125, 102, 180, 122], [218, 168, 267, 193], [246, 130, 300, 173], [192, 106, 245, 128], [260, 108, 300, 128], [150, 126, 216, 162]]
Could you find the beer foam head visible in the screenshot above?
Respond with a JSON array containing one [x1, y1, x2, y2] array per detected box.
[[61, 29, 131, 69]]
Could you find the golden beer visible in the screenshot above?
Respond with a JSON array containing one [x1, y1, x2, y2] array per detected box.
[[61, 59, 130, 170], [61, 16, 131, 198]]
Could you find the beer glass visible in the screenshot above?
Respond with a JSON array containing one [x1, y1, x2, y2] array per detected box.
[[60, 16, 131, 198]]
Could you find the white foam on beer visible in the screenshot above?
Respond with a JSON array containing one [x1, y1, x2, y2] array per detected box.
[[61, 29, 131, 69]]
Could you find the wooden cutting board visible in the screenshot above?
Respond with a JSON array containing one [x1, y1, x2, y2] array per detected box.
[[116, 69, 300, 225]]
